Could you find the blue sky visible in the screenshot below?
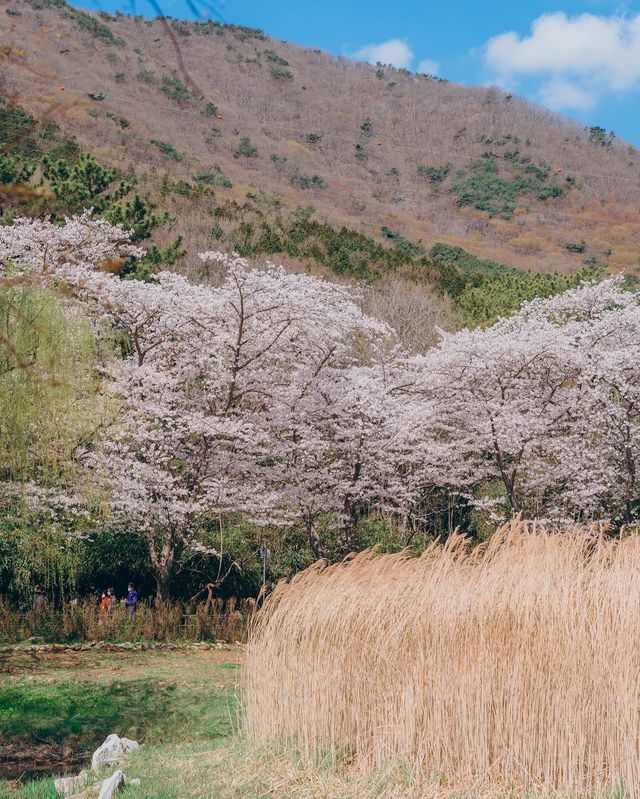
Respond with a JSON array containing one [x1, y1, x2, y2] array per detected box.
[[81, 0, 640, 144]]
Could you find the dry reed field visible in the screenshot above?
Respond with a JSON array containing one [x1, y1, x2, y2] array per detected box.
[[245, 521, 640, 797]]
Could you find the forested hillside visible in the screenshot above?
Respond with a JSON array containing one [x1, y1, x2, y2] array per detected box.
[[2, 0, 640, 276]]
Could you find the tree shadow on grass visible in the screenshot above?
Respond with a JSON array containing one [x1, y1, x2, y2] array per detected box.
[[0, 676, 235, 780]]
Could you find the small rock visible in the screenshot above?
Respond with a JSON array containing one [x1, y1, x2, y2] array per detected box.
[[97, 769, 124, 799], [91, 734, 139, 772], [129, 778, 141, 786], [54, 770, 89, 796]]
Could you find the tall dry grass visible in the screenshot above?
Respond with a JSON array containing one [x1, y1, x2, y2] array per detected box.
[[0, 597, 252, 644], [244, 520, 640, 796]]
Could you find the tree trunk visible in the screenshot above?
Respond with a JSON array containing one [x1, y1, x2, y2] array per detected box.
[[305, 515, 326, 560], [147, 529, 181, 602], [155, 568, 172, 602], [335, 499, 358, 560]]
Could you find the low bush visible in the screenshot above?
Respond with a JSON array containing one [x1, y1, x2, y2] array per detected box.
[[269, 65, 294, 81], [150, 139, 183, 162], [417, 163, 450, 185], [290, 172, 326, 190], [160, 75, 199, 104], [451, 152, 565, 218], [235, 137, 258, 158]]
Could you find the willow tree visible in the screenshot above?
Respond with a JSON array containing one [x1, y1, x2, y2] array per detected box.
[[0, 283, 98, 482]]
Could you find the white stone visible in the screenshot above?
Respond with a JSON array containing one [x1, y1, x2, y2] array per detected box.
[[129, 778, 141, 786], [91, 734, 139, 772], [54, 770, 89, 796], [97, 769, 125, 799]]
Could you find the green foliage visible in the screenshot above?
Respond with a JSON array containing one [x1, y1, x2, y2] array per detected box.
[[417, 163, 450, 185], [160, 75, 199, 104], [0, 153, 35, 184], [235, 137, 258, 158], [63, 3, 125, 45], [0, 778, 59, 799], [88, 108, 129, 129], [41, 153, 120, 205], [427, 243, 507, 281], [194, 165, 232, 188], [354, 143, 366, 162], [137, 68, 155, 84], [134, 237, 187, 280], [586, 126, 615, 148], [264, 49, 288, 65], [225, 23, 266, 41], [0, 100, 78, 163], [170, 19, 191, 36], [0, 101, 178, 275], [0, 678, 198, 744], [290, 172, 326, 190], [215, 203, 418, 281], [150, 139, 184, 162], [203, 102, 218, 117], [381, 226, 425, 257], [457, 268, 600, 327], [451, 152, 565, 218], [103, 193, 168, 242], [427, 242, 602, 326], [564, 240, 587, 254], [305, 132, 323, 146], [0, 516, 86, 603], [0, 286, 97, 483], [269, 65, 294, 81], [360, 117, 373, 135]]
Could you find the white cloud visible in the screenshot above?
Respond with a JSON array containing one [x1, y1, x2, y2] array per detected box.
[[483, 12, 640, 110], [417, 58, 440, 76], [353, 38, 414, 69], [537, 78, 598, 112]]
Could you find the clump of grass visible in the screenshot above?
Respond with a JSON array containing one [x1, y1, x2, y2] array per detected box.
[[245, 519, 640, 795]]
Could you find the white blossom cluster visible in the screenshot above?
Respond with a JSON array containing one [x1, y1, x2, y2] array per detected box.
[[2, 213, 640, 578]]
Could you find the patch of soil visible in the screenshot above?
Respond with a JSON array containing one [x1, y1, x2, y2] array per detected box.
[[0, 735, 91, 780]]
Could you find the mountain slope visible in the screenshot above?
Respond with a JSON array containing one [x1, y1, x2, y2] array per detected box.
[[1, 0, 640, 274]]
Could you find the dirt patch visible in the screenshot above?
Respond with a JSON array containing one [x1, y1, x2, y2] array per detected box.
[[0, 643, 244, 678], [0, 735, 91, 780]]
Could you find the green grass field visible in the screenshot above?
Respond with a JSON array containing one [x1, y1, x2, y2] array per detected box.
[[0, 648, 241, 799]]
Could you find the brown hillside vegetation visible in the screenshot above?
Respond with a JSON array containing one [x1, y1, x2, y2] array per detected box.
[[2, 0, 640, 273], [246, 521, 640, 796]]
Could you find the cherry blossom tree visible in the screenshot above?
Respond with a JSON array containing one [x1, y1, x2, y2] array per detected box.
[[408, 277, 640, 525], [6, 210, 640, 597], [3, 215, 401, 594]]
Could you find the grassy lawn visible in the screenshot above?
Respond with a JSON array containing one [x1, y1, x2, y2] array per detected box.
[[0, 648, 241, 799]]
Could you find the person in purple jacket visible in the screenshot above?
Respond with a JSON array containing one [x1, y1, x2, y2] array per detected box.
[[125, 582, 139, 618]]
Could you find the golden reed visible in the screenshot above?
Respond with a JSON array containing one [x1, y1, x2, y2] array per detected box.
[[245, 520, 640, 796]]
